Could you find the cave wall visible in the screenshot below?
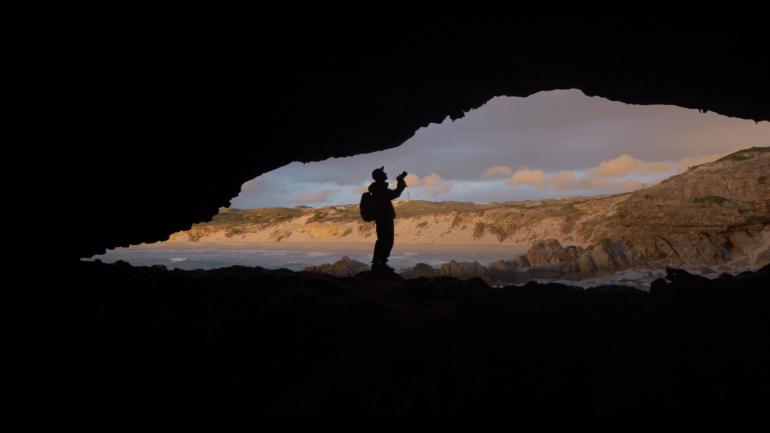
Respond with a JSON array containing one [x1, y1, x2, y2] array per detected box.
[[11, 15, 770, 261]]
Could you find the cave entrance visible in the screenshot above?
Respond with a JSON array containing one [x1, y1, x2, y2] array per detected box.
[[90, 89, 770, 288]]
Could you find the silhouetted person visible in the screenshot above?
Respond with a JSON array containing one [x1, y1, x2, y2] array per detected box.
[[369, 167, 407, 272]]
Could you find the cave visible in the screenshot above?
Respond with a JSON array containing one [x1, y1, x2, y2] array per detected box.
[[90, 88, 769, 281], [7, 15, 770, 417]]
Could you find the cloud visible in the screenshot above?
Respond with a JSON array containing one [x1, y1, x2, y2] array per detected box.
[[404, 173, 422, 187], [551, 170, 575, 186], [422, 173, 444, 187], [504, 164, 645, 194], [481, 165, 514, 179], [585, 152, 737, 179], [288, 190, 335, 204], [506, 168, 546, 186], [229, 89, 769, 207], [354, 172, 451, 199], [588, 154, 672, 177], [420, 172, 453, 196]]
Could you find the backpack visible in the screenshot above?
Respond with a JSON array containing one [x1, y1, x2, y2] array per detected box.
[[359, 192, 381, 222]]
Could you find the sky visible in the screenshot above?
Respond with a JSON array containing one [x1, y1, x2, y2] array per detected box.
[[230, 89, 770, 208]]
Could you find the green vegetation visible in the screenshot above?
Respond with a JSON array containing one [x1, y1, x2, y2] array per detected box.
[[451, 214, 464, 228], [395, 200, 480, 218], [211, 199, 588, 244], [357, 223, 374, 235], [714, 147, 770, 163], [182, 207, 306, 241], [467, 221, 515, 241], [187, 231, 205, 242], [729, 154, 753, 161], [745, 214, 770, 226], [486, 224, 511, 242], [305, 211, 325, 224], [204, 207, 305, 227], [197, 198, 596, 233], [541, 202, 584, 234], [472, 222, 486, 239], [182, 148, 766, 241], [588, 238, 614, 250], [224, 227, 247, 238], [693, 196, 729, 205]]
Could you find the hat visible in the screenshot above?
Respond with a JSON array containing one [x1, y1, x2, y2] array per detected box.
[[371, 166, 386, 181]]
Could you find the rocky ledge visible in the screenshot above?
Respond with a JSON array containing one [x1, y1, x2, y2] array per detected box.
[[305, 236, 770, 286], [6, 260, 769, 417]]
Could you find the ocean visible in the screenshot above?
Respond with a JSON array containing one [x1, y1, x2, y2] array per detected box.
[[85, 242, 682, 289], [86, 242, 525, 272]]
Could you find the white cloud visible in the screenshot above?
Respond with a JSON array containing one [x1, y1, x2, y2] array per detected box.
[[404, 173, 422, 187], [229, 89, 769, 208], [481, 165, 514, 179], [289, 190, 335, 204], [419, 172, 453, 197], [506, 168, 546, 186], [503, 161, 651, 194], [589, 154, 672, 177], [551, 170, 575, 187]]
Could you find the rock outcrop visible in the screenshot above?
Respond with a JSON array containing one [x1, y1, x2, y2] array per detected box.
[[399, 262, 438, 279], [614, 147, 770, 267], [438, 260, 489, 280], [8, 259, 769, 417], [304, 239, 643, 285], [303, 230, 770, 286], [526, 239, 565, 267], [304, 256, 370, 277]]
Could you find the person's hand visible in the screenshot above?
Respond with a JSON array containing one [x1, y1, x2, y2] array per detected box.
[[397, 171, 408, 180]]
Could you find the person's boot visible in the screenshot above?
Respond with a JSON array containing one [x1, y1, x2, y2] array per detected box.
[[372, 262, 395, 273]]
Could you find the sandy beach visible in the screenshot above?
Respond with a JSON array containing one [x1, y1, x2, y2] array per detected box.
[[132, 240, 529, 258]]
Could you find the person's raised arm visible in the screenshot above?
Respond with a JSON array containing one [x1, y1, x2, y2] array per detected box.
[[389, 171, 408, 199]]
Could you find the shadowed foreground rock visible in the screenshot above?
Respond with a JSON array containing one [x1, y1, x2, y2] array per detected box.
[[304, 255, 371, 277], [5, 261, 769, 417], [10, 17, 770, 262], [305, 239, 657, 286]]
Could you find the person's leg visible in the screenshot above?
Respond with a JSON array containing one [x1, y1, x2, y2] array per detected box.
[[373, 220, 386, 265], [382, 218, 394, 264]]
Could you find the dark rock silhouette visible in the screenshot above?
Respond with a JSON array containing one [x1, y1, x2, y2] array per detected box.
[[305, 255, 370, 277], [5, 261, 769, 417], [8, 16, 770, 418], [527, 239, 565, 267], [10, 16, 770, 261], [399, 262, 438, 279], [438, 260, 488, 280], [583, 238, 633, 273], [364, 239, 644, 286], [613, 147, 770, 267], [755, 247, 770, 267]]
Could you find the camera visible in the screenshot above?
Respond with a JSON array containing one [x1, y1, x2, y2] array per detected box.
[[397, 171, 408, 180]]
